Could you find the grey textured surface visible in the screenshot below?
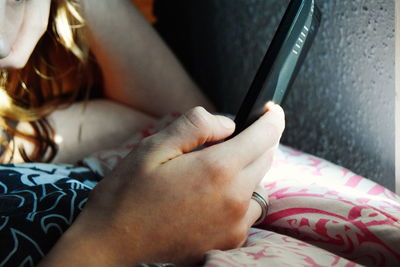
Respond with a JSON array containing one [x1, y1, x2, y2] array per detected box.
[[187, 0, 395, 190]]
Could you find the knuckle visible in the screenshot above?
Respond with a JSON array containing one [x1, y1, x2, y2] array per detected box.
[[225, 195, 248, 220], [200, 155, 232, 185], [138, 135, 161, 153], [183, 106, 210, 131]]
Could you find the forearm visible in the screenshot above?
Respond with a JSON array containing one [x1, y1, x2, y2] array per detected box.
[[79, 0, 215, 117], [38, 177, 166, 266], [49, 99, 156, 164], [8, 100, 156, 164], [37, 204, 142, 267], [37, 217, 116, 266]]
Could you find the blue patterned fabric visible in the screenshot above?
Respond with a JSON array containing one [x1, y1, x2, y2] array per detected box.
[[0, 163, 101, 267]]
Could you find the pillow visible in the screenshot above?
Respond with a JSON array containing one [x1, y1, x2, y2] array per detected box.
[[204, 228, 360, 266], [254, 145, 400, 266]]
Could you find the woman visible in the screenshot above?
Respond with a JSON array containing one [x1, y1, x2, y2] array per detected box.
[[1, 0, 214, 163], [0, 0, 285, 265]]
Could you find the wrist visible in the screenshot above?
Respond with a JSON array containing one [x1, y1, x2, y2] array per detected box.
[[38, 203, 141, 267], [38, 209, 111, 266]]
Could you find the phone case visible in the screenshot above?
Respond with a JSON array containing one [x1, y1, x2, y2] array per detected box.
[[232, 0, 321, 136]]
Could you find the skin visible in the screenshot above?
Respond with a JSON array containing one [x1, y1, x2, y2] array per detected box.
[[0, 0, 286, 264], [79, 0, 215, 117], [0, 0, 50, 68], [48, 100, 157, 163], [2, 0, 214, 163], [39, 104, 285, 266]]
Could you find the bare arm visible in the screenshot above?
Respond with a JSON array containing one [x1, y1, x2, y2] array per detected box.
[[10, 100, 156, 164], [80, 0, 215, 117], [48, 100, 156, 163], [39, 104, 285, 266]]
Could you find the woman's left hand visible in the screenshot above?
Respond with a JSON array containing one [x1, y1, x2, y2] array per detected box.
[[0, 0, 51, 69]]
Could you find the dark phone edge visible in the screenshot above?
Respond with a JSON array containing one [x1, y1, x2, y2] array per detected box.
[[281, 4, 321, 104], [230, 0, 308, 137]]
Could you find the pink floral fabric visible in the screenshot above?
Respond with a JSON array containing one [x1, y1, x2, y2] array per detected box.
[[205, 229, 361, 266], [206, 146, 400, 266], [82, 114, 400, 267]]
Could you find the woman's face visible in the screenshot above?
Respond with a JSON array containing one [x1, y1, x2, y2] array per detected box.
[[0, 0, 26, 59], [0, 0, 51, 69]]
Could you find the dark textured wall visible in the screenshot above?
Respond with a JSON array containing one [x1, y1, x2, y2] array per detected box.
[[155, 0, 395, 190]]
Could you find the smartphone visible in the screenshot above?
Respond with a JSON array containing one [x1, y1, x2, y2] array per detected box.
[[231, 0, 321, 137]]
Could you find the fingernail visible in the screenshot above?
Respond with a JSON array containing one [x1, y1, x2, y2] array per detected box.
[[218, 116, 235, 129]]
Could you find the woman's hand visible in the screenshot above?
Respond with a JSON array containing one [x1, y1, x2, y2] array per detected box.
[[0, 0, 51, 68], [40, 103, 285, 266]]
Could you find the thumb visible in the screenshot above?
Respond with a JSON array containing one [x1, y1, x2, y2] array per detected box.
[[148, 107, 235, 162]]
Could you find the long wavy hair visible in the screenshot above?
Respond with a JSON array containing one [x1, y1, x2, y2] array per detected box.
[[0, 0, 97, 163]]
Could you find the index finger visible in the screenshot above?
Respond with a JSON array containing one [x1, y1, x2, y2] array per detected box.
[[207, 103, 285, 169]]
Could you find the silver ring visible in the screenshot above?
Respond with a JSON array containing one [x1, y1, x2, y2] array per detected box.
[[251, 192, 269, 226]]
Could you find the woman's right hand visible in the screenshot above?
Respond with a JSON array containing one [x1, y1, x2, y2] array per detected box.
[[39, 103, 285, 266]]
